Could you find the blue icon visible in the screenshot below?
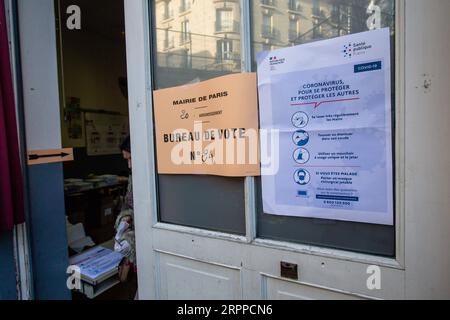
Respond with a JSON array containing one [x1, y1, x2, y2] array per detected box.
[[297, 190, 308, 198], [291, 112, 309, 128], [293, 148, 310, 164], [292, 130, 309, 147], [293, 169, 311, 185]]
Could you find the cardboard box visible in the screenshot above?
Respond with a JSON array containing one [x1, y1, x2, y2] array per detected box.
[[100, 196, 116, 226], [66, 193, 89, 225], [88, 222, 115, 245], [67, 209, 86, 226], [86, 195, 117, 228]]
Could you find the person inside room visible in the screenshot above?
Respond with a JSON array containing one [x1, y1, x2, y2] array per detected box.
[[114, 136, 138, 298]]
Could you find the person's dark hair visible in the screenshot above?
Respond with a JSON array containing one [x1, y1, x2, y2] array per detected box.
[[120, 136, 131, 153]]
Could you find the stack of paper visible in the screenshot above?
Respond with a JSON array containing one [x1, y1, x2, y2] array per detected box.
[[97, 175, 119, 185], [69, 246, 124, 283]]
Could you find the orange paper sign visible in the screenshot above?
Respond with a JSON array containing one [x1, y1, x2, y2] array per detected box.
[[153, 73, 260, 177]]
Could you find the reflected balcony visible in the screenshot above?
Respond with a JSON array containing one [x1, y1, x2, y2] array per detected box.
[[215, 20, 240, 33], [163, 38, 175, 50], [261, 25, 279, 39], [179, 32, 192, 45], [260, 0, 276, 7]]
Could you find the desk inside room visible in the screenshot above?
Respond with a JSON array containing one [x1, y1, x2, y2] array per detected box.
[[65, 176, 137, 300], [65, 177, 128, 245], [70, 239, 137, 300]]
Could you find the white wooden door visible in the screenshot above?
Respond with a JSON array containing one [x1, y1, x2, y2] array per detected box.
[[125, 0, 450, 300]]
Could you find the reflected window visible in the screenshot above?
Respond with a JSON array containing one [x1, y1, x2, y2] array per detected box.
[[152, 0, 244, 235], [252, 0, 395, 60], [261, 14, 273, 38], [163, 0, 173, 20], [217, 39, 233, 62], [312, 0, 321, 16], [216, 9, 233, 32], [180, 20, 191, 44], [154, 0, 241, 89], [289, 18, 299, 42], [180, 0, 191, 13], [289, 0, 302, 12], [261, 0, 275, 6]]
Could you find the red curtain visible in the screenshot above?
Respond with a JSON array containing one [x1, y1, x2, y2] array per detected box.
[[0, 0, 25, 231]]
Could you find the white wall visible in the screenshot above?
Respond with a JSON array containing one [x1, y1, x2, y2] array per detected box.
[[59, 6, 128, 148], [61, 31, 128, 113], [404, 0, 450, 299], [18, 0, 61, 150]]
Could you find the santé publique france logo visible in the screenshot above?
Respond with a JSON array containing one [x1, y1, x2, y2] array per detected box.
[[343, 43, 353, 58], [343, 41, 373, 58]]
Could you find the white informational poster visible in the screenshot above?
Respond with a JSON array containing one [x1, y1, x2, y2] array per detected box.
[[257, 28, 393, 225], [85, 113, 129, 156]]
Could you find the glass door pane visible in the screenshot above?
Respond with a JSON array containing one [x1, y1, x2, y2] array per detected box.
[[152, 0, 245, 234], [251, 0, 396, 256]]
